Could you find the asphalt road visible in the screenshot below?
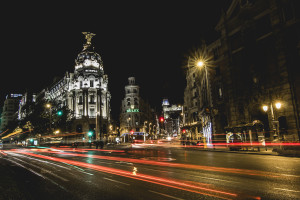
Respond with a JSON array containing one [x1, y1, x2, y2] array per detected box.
[[1, 144, 300, 200]]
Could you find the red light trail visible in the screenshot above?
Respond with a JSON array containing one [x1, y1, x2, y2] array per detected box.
[[7, 150, 262, 199]]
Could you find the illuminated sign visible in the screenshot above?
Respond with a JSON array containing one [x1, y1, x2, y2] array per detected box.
[[126, 109, 139, 113], [85, 69, 97, 73]]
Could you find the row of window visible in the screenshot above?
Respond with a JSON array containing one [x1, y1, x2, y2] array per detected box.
[[78, 95, 96, 104], [78, 80, 96, 88], [126, 89, 138, 94]]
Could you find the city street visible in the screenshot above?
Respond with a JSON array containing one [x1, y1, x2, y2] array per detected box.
[[1, 144, 300, 200]]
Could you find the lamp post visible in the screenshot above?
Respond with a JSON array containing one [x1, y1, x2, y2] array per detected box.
[[127, 117, 131, 142], [188, 56, 213, 148], [143, 121, 147, 142], [197, 60, 212, 148], [262, 102, 282, 141], [95, 111, 99, 141], [46, 104, 52, 133]]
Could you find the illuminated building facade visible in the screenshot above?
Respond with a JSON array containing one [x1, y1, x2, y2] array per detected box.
[[213, 0, 300, 142], [45, 32, 111, 140], [119, 77, 155, 138], [184, 0, 300, 144], [0, 94, 22, 131], [162, 99, 183, 137], [18, 92, 36, 121]]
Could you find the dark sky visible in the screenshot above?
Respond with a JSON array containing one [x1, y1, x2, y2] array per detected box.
[[0, 1, 231, 121]]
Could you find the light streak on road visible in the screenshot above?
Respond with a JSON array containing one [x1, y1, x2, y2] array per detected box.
[[274, 188, 300, 193], [9, 150, 258, 200], [19, 149, 282, 178]]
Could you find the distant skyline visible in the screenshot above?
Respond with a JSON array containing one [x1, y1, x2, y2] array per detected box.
[[0, 1, 231, 121]]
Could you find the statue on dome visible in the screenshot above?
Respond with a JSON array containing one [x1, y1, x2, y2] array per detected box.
[[82, 32, 96, 50]]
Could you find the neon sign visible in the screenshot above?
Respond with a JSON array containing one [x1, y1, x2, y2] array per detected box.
[[126, 109, 139, 113]]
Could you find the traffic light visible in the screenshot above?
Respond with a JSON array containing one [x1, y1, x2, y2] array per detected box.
[[159, 116, 164, 123], [182, 129, 186, 133], [57, 110, 63, 116], [88, 131, 93, 136], [130, 130, 134, 135]]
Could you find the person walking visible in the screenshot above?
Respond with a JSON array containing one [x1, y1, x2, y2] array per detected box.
[[100, 140, 104, 149]]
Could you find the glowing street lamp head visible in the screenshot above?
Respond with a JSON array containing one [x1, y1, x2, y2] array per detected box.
[[262, 105, 268, 112], [275, 102, 282, 109], [196, 60, 204, 67], [46, 104, 51, 108]]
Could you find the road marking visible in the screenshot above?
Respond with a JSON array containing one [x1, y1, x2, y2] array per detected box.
[[103, 177, 130, 186], [189, 174, 239, 184], [148, 190, 185, 200], [4, 157, 68, 191], [199, 176, 238, 183], [143, 168, 171, 173], [274, 188, 300, 193], [80, 171, 94, 176], [10, 156, 70, 182]]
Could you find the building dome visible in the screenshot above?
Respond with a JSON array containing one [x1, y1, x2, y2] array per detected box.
[[75, 50, 102, 66], [74, 32, 103, 70]]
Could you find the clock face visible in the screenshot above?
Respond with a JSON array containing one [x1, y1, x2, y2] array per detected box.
[[93, 62, 99, 67], [84, 59, 91, 66]]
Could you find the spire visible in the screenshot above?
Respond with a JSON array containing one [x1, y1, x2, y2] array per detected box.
[[82, 32, 96, 50]]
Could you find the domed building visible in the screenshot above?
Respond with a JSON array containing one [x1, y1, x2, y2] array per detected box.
[[45, 32, 111, 141]]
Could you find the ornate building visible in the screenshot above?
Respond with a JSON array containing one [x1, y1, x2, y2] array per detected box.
[[119, 77, 155, 140], [45, 32, 111, 140]]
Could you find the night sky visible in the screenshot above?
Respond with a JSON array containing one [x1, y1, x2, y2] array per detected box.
[[0, 1, 231, 121]]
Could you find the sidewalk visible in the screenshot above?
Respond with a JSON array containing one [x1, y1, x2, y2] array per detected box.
[[186, 146, 278, 156]]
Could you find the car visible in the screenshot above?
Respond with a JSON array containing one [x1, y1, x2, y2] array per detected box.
[[227, 133, 243, 151]]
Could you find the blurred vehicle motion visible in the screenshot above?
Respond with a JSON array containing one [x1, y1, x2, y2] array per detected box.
[[226, 132, 243, 151]]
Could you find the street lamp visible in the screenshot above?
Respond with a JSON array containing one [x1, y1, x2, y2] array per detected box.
[[188, 56, 212, 147], [95, 111, 100, 141], [127, 117, 131, 142], [149, 123, 152, 139], [46, 103, 52, 132], [143, 121, 148, 142], [262, 101, 282, 140]]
